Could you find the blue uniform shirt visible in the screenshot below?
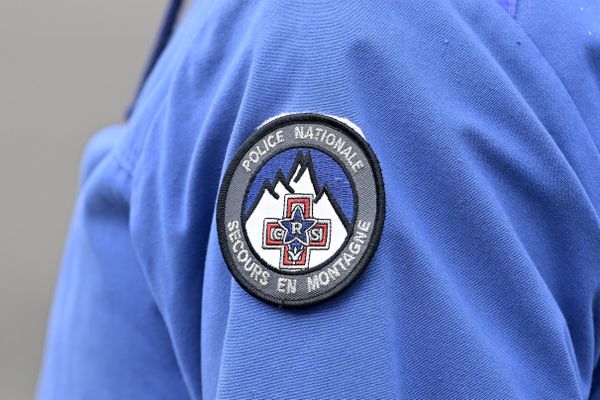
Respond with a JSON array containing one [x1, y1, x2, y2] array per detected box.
[[38, 0, 600, 398]]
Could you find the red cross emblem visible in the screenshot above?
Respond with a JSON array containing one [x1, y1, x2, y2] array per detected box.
[[263, 194, 331, 270]]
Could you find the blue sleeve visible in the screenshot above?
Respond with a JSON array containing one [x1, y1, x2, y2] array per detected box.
[[38, 0, 600, 399]]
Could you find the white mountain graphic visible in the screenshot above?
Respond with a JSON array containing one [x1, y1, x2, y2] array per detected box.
[[245, 153, 349, 270]]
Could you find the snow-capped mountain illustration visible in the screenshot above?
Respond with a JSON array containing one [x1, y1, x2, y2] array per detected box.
[[245, 153, 349, 270]]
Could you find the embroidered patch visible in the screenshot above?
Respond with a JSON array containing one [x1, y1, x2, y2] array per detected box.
[[217, 113, 385, 306]]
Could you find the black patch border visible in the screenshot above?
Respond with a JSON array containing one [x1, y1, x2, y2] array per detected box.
[[217, 113, 386, 307]]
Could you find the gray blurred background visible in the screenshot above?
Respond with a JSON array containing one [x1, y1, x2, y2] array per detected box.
[[0, 2, 165, 398]]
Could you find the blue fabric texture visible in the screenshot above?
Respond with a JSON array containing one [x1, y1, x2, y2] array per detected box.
[[38, 0, 600, 399], [496, 0, 517, 17]]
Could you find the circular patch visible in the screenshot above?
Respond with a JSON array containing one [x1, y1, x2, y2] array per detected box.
[[217, 113, 385, 307]]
